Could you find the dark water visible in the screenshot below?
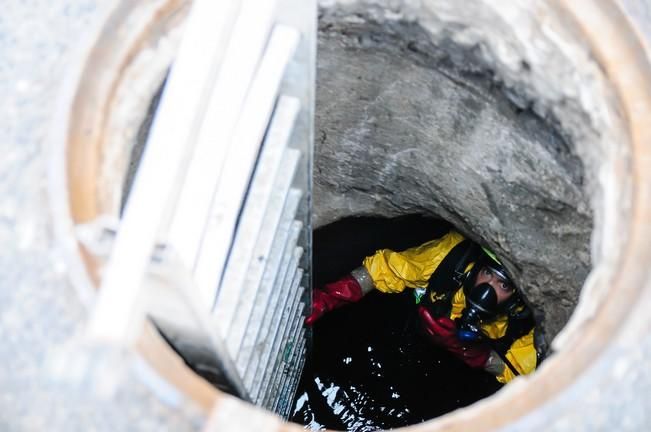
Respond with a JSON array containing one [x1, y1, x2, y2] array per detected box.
[[290, 215, 502, 430]]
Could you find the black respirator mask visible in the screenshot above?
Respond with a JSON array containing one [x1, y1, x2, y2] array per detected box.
[[456, 282, 499, 342]]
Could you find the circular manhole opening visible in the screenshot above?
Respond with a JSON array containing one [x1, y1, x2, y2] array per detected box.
[[49, 0, 651, 430]]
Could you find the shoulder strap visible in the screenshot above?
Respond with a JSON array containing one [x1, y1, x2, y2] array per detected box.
[[492, 314, 536, 357], [426, 239, 478, 294]]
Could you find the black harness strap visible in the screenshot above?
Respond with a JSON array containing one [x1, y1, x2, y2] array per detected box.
[[425, 239, 477, 293], [492, 312, 536, 355], [489, 314, 536, 377], [419, 239, 478, 317]]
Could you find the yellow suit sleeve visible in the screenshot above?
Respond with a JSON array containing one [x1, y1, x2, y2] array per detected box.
[[496, 328, 537, 384], [362, 231, 466, 293]]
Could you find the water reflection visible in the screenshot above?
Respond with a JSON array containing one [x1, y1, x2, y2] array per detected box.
[[290, 216, 502, 431]]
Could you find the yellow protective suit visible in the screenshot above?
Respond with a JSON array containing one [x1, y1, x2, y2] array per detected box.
[[362, 231, 536, 383]]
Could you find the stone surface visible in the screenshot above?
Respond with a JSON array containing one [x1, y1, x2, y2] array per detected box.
[[313, 11, 592, 341], [0, 1, 202, 430], [3, 0, 651, 431]]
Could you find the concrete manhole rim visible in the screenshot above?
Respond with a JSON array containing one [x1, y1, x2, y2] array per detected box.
[[47, 0, 651, 430]]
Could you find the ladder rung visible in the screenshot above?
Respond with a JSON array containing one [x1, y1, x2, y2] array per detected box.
[[192, 25, 301, 307], [238, 216, 302, 379], [167, 0, 280, 272], [217, 147, 301, 347]]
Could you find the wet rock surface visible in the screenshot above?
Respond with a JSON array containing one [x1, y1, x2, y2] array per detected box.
[[313, 11, 592, 342]]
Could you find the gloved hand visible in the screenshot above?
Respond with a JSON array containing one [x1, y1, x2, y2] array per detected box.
[[417, 305, 490, 369], [305, 274, 364, 326]]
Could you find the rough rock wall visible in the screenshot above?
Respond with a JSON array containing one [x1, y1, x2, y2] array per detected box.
[[4, 0, 651, 430], [313, 11, 593, 341]]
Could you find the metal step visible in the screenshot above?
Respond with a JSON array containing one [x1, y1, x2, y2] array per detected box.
[[258, 278, 304, 404], [276, 335, 306, 417], [264, 298, 306, 408], [192, 25, 301, 307], [242, 205, 302, 393], [85, 0, 315, 417], [216, 145, 301, 348], [249, 246, 304, 400], [237, 207, 303, 375], [167, 0, 281, 281]]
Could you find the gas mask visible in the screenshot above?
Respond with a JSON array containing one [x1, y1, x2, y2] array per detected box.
[[456, 283, 498, 342]]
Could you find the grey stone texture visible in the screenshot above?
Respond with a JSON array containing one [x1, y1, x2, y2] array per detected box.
[[0, 1, 201, 430], [3, 0, 651, 431], [313, 11, 591, 342], [508, 323, 651, 431]]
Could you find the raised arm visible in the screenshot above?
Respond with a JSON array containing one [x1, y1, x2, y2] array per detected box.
[[305, 231, 466, 324]]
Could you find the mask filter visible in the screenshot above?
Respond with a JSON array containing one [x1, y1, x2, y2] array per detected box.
[[457, 283, 498, 342]]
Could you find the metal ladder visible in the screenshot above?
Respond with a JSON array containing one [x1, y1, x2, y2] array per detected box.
[[85, 0, 315, 417]]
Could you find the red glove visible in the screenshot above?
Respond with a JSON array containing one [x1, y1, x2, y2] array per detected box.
[[305, 275, 364, 326], [417, 306, 490, 369]]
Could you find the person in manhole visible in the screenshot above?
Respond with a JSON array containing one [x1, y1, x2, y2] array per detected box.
[[305, 231, 538, 383]]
